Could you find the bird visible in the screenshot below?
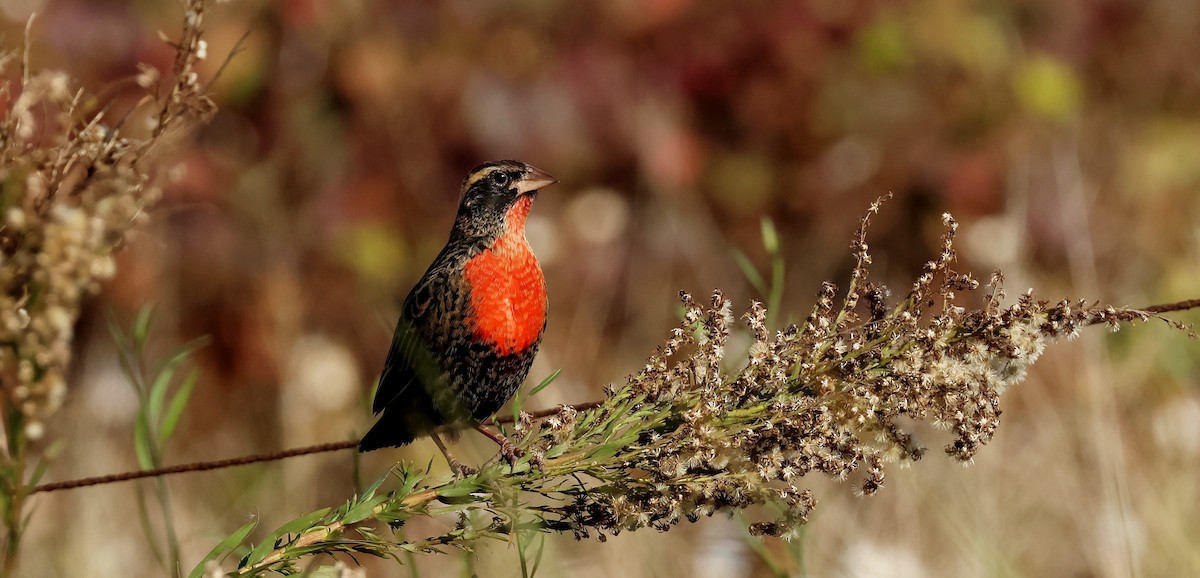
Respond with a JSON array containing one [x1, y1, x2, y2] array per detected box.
[[359, 160, 556, 474]]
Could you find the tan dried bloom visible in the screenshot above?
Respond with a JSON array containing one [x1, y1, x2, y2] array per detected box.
[[497, 196, 1182, 540], [0, 0, 215, 439]]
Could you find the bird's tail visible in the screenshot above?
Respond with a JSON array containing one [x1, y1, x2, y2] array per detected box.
[[358, 413, 419, 452]]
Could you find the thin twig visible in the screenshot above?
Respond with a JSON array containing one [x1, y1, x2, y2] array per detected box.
[[1140, 299, 1200, 315], [31, 441, 357, 494], [30, 402, 605, 494]]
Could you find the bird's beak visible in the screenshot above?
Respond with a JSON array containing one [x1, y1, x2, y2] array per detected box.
[[514, 166, 557, 195]]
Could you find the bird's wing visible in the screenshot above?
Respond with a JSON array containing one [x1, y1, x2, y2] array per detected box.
[[371, 276, 443, 415]]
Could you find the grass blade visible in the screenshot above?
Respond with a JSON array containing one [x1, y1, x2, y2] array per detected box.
[[133, 411, 156, 470], [527, 369, 561, 399], [159, 369, 199, 446]]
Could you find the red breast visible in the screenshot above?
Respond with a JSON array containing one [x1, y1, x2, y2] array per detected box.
[[462, 195, 547, 355]]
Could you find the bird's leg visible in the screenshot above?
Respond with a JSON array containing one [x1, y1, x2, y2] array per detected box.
[[473, 424, 525, 466], [430, 432, 476, 476]]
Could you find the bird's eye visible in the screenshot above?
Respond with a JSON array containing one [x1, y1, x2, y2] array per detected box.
[[490, 171, 511, 188]]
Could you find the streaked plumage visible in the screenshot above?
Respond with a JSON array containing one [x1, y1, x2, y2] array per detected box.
[[359, 160, 554, 456]]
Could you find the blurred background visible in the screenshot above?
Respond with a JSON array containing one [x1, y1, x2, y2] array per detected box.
[[5, 0, 1200, 576]]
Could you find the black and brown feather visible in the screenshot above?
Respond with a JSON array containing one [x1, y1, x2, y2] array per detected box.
[[359, 160, 553, 451]]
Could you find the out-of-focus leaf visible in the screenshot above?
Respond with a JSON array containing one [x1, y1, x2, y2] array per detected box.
[[857, 15, 912, 72], [159, 369, 199, 445], [732, 247, 767, 296], [133, 412, 155, 470], [1013, 54, 1082, 122], [132, 305, 156, 350], [148, 337, 208, 423]]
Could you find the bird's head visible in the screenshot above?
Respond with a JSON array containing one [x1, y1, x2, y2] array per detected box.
[[452, 160, 556, 242]]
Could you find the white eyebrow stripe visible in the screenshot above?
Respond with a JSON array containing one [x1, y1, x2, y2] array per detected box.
[[464, 166, 502, 189]]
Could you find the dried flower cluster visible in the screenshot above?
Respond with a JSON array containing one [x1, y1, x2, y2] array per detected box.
[[512, 200, 1168, 540], [0, 1, 215, 441], [202, 199, 1192, 577]]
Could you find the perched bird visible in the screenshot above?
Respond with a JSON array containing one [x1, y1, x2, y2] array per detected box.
[[359, 160, 555, 472]]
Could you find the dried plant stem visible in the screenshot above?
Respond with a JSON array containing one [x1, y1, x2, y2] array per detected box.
[[1140, 299, 1200, 315], [30, 403, 605, 494], [1, 1, 217, 572], [26, 292, 1200, 498]]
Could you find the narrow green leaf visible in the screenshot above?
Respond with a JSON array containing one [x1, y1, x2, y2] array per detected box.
[[732, 247, 767, 295], [26, 458, 49, 488], [159, 369, 198, 446], [437, 482, 482, 498], [516, 512, 530, 578], [106, 310, 142, 392], [586, 444, 621, 462], [275, 508, 332, 536], [511, 390, 524, 425], [132, 305, 156, 349], [133, 412, 156, 470], [343, 495, 389, 525], [147, 338, 208, 423], [245, 533, 282, 568], [760, 216, 780, 254], [187, 519, 257, 578], [527, 369, 561, 399], [529, 532, 547, 578], [244, 511, 333, 568], [362, 472, 390, 498], [26, 440, 64, 486], [147, 365, 176, 425]]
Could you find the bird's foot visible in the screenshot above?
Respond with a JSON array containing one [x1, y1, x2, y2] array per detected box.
[[474, 423, 526, 468], [431, 432, 476, 476], [499, 438, 525, 466], [449, 459, 478, 477]]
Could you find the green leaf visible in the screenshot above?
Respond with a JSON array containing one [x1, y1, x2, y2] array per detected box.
[[147, 338, 209, 423], [363, 472, 391, 498], [732, 247, 767, 296], [343, 495, 389, 525], [244, 534, 281, 568], [275, 508, 332, 536], [106, 310, 142, 392], [760, 216, 779, 255], [133, 411, 156, 470], [26, 440, 64, 486], [511, 392, 524, 424], [146, 367, 174, 426], [437, 482, 482, 498], [527, 369, 561, 399], [586, 443, 621, 462], [528, 532, 547, 578], [132, 305, 156, 350], [187, 519, 257, 578], [513, 368, 564, 422], [241, 509, 335, 570], [159, 369, 198, 446]]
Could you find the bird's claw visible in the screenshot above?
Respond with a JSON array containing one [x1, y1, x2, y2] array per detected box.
[[449, 460, 478, 477], [499, 439, 525, 466]]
